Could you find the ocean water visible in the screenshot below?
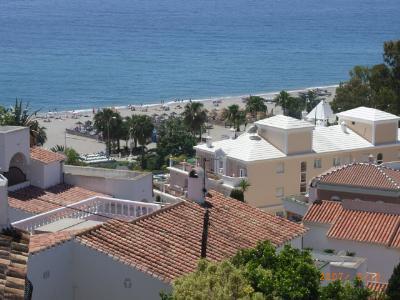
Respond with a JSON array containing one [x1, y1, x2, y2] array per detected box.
[[0, 0, 399, 111]]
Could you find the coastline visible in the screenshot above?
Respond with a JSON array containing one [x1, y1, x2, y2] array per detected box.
[[37, 84, 338, 154], [37, 84, 339, 116]]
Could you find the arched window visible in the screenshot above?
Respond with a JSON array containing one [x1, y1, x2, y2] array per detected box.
[[377, 153, 383, 164]]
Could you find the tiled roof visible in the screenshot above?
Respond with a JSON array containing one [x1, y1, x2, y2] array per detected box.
[[367, 281, 388, 293], [77, 191, 307, 282], [0, 227, 29, 300], [303, 201, 343, 224], [255, 115, 315, 130], [304, 200, 400, 248], [8, 184, 105, 214], [315, 163, 400, 190], [30, 147, 65, 164], [327, 209, 400, 246], [337, 106, 400, 123], [29, 231, 80, 254], [196, 125, 377, 162]]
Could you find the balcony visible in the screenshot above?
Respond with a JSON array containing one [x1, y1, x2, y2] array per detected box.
[[282, 195, 310, 217], [12, 196, 161, 233]]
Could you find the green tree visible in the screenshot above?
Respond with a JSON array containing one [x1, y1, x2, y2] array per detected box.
[[320, 278, 371, 300], [131, 115, 154, 169], [222, 104, 247, 132], [387, 261, 400, 299], [238, 179, 251, 193], [274, 91, 304, 118], [93, 109, 123, 155], [245, 96, 267, 119], [230, 189, 244, 202], [298, 90, 320, 112], [2, 99, 47, 146], [182, 102, 207, 140], [156, 117, 197, 168], [232, 241, 320, 300], [172, 260, 256, 300], [331, 40, 400, 115]]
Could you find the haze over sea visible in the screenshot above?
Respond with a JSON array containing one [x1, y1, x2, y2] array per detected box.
[[0, 0, 399, 111]]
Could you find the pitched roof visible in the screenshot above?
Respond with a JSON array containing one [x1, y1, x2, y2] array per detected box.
[[255, 115, 314, 130], [0, 228, 29, 300], [303, 201, 343, 224], [304, 200, 400, 248], [30, 147, 65, 164], [306, 100, 334, 121], [29, 231, 81, 254], [196, 125, 378, 162], [336, 106, 400, 123], [367, 281, 388, 293], [8, 184, 105, 214], [315, 163, 400, 190], [77, 191, 307, 282]]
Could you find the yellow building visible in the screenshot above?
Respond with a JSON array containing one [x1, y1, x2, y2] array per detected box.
[[194, 107, 400, 214]]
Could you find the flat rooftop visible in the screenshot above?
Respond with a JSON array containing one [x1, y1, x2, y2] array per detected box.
[[35, 218, 103, 233], [0, 126, 27, 133]]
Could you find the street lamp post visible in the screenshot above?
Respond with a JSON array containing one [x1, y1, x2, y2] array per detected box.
[[107, 116, 116, 157]]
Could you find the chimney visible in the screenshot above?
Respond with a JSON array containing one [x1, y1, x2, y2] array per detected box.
[[0, 175, 10, 230], [206, 136, 213, 148], [301, 110, 308, 120], [200, 209, 210, 258], [188, 167, 206, 204], [340, 121, 347, 133]]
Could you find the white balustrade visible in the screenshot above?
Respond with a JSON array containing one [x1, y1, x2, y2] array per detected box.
[[12, 196, 161, 233]]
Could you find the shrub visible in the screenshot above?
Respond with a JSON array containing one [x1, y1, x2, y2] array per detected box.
[[230, 189, 244, 202]]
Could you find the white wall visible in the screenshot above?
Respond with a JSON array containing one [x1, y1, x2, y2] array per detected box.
[[64, 166, 153, 202], [43, 162, 62, 188], [303, 222, 400, 282], [0, 127, 30, 173], [30, 160, 62, 189], [28, 241, 74, 300], [72, 243, 171, 300], [29, 159, 45, 189]]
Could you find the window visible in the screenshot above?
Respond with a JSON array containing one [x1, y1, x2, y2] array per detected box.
[[314, 159, 322, 169], [301, 173, 306, 182], [275, 187, 284, 198], [352, 121, 355, 125], [377, 153, 383, 164], [239, 168, 246, 177], [276, 162, 284, 174], [300, 183, 307, 194], [333, 157, 341, 167], [300, 161, 307, 172]]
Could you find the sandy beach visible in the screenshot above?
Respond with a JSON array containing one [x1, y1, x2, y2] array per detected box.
[[37, 85, 338, 154]]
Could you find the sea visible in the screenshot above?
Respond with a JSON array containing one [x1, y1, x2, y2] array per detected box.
[[0, 0, 399, 111]]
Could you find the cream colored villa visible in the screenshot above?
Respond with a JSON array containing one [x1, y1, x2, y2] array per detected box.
[[192, 106, 400, 213]]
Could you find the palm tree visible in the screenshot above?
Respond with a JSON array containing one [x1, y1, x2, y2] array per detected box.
[[50, 145, 65, 153], [274, 91, 291, 116], [238, 179, 251, 193], [6, 99, 47, 146], [182, 102, 207, 140], [245, 96, 267, 119], [133, 115, 154, 169], [223, 104, 246, 132], [93, 108, 121, 155]]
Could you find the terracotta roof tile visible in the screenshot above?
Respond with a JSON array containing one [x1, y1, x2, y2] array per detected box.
[[303, 201, 343, 224], [29, 230, 82, 254], [8, 184, 105, 214], [305, 200, 400, 248], [76, 191, 307, 282], [327, 209, 400, 246], [367, 281, 388, 293], [30, 147, 65, 164], [0, 228, 29, 300], [316, 163, 400, 190]]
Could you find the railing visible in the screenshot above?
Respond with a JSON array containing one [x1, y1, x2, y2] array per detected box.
[[219, 174, 247, 188], [282, 195, 310, 217], [63, 165, 145, 180], [167, 162, 193, 173], [12, 196, 161, 233]]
